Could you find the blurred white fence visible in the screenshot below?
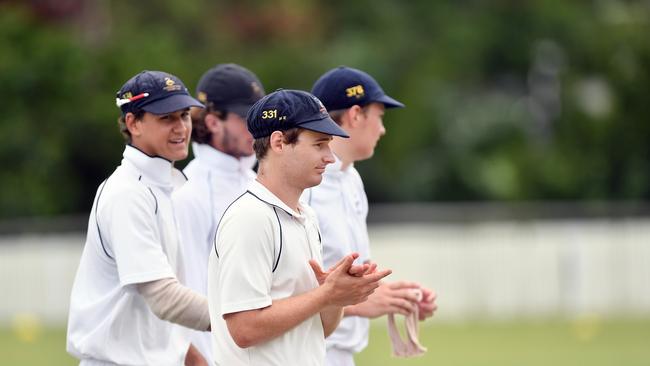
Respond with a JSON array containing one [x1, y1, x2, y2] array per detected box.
[[1, 218, 649, 326]]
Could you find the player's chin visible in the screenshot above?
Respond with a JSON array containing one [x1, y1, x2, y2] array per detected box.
[[242, 146, 255, 157], [305, 174, 324, 188], [167, 142, 189, 161]]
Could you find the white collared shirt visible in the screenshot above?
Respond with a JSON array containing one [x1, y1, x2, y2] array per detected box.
[[208, 180, 325, 366], [172, 143, 256, 363], [67, 145, 189, 366], [302, 155, 371, 357]]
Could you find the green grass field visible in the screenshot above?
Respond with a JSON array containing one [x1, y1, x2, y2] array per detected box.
[[2, 318, 649, 365]]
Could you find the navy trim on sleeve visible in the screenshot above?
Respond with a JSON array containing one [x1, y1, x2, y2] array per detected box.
[[94, 178, 114, 260], [213, 191, 248, 258], [272, 207, 283, 273], [146, 187, 158, 214]]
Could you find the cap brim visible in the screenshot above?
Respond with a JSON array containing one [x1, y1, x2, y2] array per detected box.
[[298, 116, 350, 138], [374, 94, 405, 109], [142, 94, 205, 114]]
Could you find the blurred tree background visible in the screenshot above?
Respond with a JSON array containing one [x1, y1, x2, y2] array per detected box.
[[1, 0, 649, 219]]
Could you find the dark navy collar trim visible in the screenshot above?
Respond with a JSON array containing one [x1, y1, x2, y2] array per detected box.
[[245, 190, 293, 217]]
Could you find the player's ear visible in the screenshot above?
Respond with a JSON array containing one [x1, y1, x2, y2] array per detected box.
[[269, 131, 284, 153], [348, 105, 364, 128], [125, 112, 142, 137], [204, 113, 222, 134]]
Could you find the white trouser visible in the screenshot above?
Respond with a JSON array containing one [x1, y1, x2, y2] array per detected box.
[[325, 347, 355, 366]]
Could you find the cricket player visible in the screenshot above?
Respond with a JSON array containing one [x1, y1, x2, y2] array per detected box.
[[173, 63, 265, 364], [307, 66, 438, 366], [208, 89, 392, 365], [67, 71, 211, 366]]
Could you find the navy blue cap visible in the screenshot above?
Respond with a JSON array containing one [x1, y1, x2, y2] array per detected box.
[[196, 63, 265, 118], [246, 89, 349, 139], [311, 66, 405, 111], [116, 70, 204, 115]]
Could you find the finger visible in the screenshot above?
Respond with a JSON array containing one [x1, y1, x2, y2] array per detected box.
[[308, 259, 325, 278], [425, 289, 437, 303], [419, 301, 437, 313], [419, 307, 435, 321], [348, 263, 368, 276], [393, 288, 423, 302], [327, 255, 351, 273], [365, 268, 392, 282], [419, 287, 436, 301], [387, 280, 421, 290], [390, 298, 415, 315], [364, 262, 377, 275], [388, 305, 412, 316], [331, 254, 355, 274]]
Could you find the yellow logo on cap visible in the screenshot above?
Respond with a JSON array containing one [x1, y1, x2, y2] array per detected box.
[[163, 77, 181, 92], [251, 82, 263, 98], [122, 92, 133, 99], [262, 109, 277, 119], [198, 91, 207, 103], [346, 84, 364, 99]]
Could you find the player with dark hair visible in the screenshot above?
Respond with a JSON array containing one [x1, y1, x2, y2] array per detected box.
[[67, 70, 210, 366], [173, 63, 265, 364], [207, 89, 391, 365]]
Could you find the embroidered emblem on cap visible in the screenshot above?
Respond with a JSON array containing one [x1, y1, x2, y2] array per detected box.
[[163, 77, 182, 92], [251, 82, 263, 98], [345, 84, 365, 99], [261, 109, 278, 119], [312, 96, 327, 114], [197, 91, 207, 103]]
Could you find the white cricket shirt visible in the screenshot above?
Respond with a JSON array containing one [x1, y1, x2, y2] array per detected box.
[[67, 145, 189, 366], [303, 155, 371, 357], [208, 180, 325, 366], [172, 142, 255, 362]]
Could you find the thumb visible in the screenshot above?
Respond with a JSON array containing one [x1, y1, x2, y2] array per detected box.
[[309, 259, 325, 278]]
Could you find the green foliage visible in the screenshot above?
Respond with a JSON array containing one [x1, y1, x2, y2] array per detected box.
[[1, 1, 649, 218]]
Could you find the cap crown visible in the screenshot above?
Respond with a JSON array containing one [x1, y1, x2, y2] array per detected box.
[[117, 70, 192, 114], [196, 63, 265, 108], [247, 89, 349, 139], [311, 66, 404, 111]]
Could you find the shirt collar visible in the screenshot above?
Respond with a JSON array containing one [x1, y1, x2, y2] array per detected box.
[[122, 145, 187, 189], [247, 179, 304, 218], [192, 142, 256, 173], [324, 153, 351, 175]]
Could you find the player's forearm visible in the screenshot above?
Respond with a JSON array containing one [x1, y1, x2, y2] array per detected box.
[[137, 278, 210, 331], [225, 286, 330, 348], [320, 306, 344, 337]]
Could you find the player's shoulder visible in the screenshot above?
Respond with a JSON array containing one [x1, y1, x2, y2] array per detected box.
[[223, 191, 275, 220], [96, 167, 159, 211]]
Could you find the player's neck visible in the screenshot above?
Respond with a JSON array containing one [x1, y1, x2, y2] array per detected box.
[[330, 138, 354, 171], [256, 166, 301, 212]]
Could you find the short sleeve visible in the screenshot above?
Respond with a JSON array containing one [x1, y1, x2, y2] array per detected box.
[[102, 189, 175, 286], [216, 205, 276, 315]]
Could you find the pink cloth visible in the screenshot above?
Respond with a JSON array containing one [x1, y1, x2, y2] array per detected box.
[[387, 289, 427, 357]]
